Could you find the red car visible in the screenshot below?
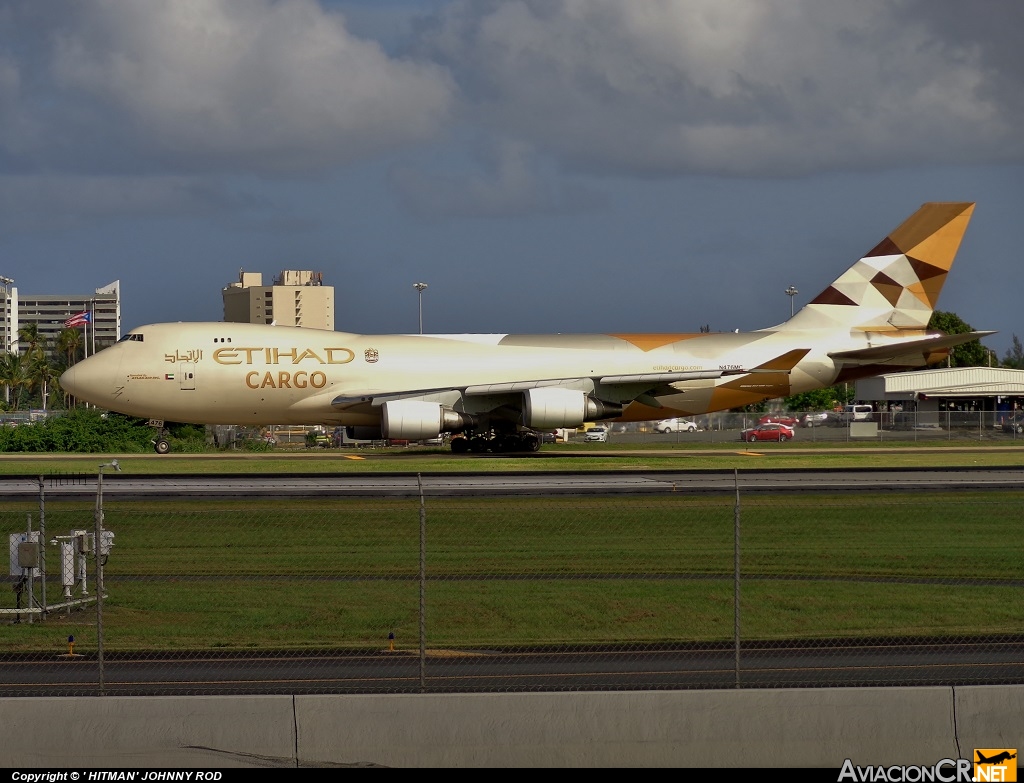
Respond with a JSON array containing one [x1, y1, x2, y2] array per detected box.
[[758, 414, 800, 427], [741, 423, 795, 442]]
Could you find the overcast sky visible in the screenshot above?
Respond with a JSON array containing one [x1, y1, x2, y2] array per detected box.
[[1, 0, 1021, 357]]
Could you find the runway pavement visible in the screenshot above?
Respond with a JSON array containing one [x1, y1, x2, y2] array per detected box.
[[2, 465, 1024, 498]]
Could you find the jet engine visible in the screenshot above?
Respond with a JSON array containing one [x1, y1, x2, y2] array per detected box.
[[522, 388, 622, 429], [381, 400, 475, 440]]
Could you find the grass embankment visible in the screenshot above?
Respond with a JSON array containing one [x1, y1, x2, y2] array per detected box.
[[2, 492, 1020, 653]]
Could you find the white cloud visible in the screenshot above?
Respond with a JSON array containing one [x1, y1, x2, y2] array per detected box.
[[18, 0, 455, 174], [415, 0, 1023, 177]]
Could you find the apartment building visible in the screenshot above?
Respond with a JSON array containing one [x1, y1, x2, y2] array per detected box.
[[222, 270, 334, 330], [0, 279, 120, 355]]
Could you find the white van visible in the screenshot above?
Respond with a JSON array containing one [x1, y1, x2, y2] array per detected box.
[[841, 404, 874, 422]]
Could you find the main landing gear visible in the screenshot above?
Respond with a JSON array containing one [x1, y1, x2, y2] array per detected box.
[[450, 430, 541, 454]]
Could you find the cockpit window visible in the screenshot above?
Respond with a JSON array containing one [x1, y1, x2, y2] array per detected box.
[[118, 333, 144, 342]]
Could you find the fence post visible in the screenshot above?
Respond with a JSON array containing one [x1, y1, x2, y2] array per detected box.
[[38, 476, 46, 617], [418, 473, 426, 692], [733, 468, 741, 689]]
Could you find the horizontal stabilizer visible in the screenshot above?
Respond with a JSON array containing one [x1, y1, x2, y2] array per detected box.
[[829, 331, 995, 364]]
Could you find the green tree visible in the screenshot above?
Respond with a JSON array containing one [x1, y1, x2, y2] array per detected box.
[[26, 345, 55, 411], [927, 311, 989, 367], [785, 385, 852, 411], [17, 322, 41, 353], [0, 352, 30, 410], [1002, 334, 1024, 369], [56, 327, 84, 367]]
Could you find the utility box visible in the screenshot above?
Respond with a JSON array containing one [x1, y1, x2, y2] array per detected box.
[[76, 532, 93, 554], [99, 531, 115, 556], [18, 541, 40, 569], [9, 532, 40, 576]]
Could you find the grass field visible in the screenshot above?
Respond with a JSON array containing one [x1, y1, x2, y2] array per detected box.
[[1, 438, 1024, 474], [2, 490, 1021, 653]]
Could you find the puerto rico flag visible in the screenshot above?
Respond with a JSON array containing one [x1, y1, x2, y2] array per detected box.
[[64, 311, 91, 328]]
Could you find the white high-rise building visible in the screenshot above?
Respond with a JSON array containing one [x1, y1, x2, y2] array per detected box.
[[0, 278, 120, 355]]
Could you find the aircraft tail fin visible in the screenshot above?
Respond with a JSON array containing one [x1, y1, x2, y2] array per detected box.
[[777, 202, 975, 333]]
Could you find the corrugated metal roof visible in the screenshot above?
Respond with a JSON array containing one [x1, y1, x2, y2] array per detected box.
[[872, 367, 1024, 396]]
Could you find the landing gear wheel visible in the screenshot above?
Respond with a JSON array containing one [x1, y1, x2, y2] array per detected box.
[[451, 437, 469, 454], [525, 435, 541, 452], [154, 437, 171, 455]]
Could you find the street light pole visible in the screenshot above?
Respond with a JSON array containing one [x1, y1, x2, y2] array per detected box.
[[785, 285, 799, 318], [413, 282, 428, 334]]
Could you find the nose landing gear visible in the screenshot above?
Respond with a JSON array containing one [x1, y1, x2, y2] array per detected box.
[[149, 419, 171, 454]]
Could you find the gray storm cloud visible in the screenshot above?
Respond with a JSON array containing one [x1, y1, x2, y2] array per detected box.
[[413, 0, 1022, 177], [10, 0, 454, 174], [1, 0, 1022, 220]]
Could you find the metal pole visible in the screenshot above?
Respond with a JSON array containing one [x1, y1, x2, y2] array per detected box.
[[785, 285, 798, 318], [26, 513, 34, 624], [95, 466, 105, 694], [733, 468, 741, 689], [418, 473, 426, 692], [38, 475, 46, 616], [413, 283, 427, 335], [93, 459, 118, 694]]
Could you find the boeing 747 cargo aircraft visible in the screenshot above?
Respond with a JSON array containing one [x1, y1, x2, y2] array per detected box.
[[60, 202, 991, 453]]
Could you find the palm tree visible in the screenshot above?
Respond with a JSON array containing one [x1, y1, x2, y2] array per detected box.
[[26, 344, 54, 411], [57, 327, 84, 367], [0, 351, 29, 410], [18, 322, 41, 353]]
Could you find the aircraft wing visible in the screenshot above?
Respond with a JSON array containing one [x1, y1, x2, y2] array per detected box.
[[330, 368, 737, 409], [330, 352, 809, 411], [829, 331, 996, 365]]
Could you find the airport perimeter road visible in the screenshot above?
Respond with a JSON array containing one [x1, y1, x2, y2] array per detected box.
[[2, 466, 1024, 498]]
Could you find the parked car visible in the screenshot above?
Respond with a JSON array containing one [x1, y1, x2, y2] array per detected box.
[[740, 423, 795, 443], [584, 426, 609, 442], [840, 404, 874, 422], [801, 411, 832, 427], [654, 418, 699, 433], [1001, 414, 1024, 434], [758, 414, 800, 427]]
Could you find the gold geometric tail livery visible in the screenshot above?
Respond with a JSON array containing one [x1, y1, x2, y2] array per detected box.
[[59, 202, 995, 454], [781, 202, 975, 332]]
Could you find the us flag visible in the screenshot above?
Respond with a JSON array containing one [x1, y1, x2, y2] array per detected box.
[[64, 310, 92, 328]]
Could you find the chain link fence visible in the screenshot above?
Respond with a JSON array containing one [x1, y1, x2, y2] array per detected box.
[[3, 476, 1022, 695], [601, 409, 1024, 445]]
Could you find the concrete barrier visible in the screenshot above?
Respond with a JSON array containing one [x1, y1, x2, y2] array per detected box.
[[2, 686, 1021, 768]]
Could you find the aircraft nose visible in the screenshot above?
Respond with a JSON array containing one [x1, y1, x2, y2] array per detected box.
[[59, 365, 80, 397], [60, 355, 114, 405]]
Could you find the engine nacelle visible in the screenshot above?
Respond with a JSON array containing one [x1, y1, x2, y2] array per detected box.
[[381, 400, 474, 440], [522, 388, 622, 429]]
